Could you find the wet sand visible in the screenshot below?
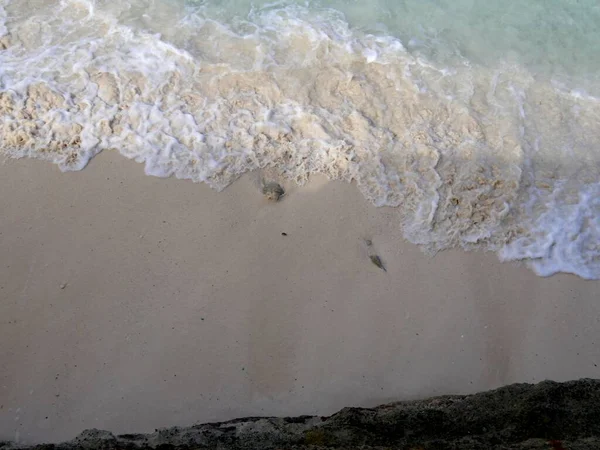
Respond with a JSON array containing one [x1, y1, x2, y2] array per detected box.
[[1, 152, 599, 444]]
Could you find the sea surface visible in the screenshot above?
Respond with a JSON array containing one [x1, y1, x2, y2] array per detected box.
[[1, 0, 599, 278]]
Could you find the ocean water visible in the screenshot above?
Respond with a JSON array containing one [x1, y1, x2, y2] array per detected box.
[[1, 0, 599, 279]]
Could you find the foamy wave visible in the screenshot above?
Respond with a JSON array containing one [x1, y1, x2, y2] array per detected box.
[[1, 0, 599, 278]]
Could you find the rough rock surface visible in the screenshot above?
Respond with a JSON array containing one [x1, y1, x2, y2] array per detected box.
[[2, 379, 600, 450]]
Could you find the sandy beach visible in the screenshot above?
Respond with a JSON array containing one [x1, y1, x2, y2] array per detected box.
[[0, 153, 599, 444]]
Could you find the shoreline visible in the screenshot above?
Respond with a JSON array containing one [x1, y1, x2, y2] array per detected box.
[[1, 152, 599, 444]]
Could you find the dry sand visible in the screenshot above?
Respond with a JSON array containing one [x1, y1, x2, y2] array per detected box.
[[1, 152, 599, 444]]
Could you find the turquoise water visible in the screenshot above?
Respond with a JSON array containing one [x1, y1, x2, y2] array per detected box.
[[1, 0, 599, 278], [193, 0, 600, 88]]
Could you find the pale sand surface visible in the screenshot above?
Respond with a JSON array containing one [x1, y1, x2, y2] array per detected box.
[[1, 152, 599, 444]]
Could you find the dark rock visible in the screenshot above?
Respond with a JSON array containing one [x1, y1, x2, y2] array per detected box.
[[2, 379, 600, 450]]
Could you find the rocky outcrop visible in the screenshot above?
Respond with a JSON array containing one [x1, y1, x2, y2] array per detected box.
[[3, 379, 600, 450]]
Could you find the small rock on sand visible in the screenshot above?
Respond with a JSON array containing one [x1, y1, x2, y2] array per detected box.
[[263, 182, 285, 201]]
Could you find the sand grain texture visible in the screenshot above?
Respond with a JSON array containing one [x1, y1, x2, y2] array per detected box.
[[0, 153, 599, 444]]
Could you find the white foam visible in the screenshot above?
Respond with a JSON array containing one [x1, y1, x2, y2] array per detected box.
[[1, 0, 599, 279], [500, 184, 600, 279], [0, 1, 7, 38]]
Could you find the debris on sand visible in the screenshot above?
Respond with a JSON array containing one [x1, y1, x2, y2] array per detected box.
[[365, 238, 386, 272], [263, 182, 285, 201], [369, 254, 387, 272]]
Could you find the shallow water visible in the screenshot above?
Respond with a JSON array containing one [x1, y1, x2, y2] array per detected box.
[[1, 0, 599, 278]]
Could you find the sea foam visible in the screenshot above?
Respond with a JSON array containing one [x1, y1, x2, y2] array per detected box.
[[1, 0, 599, 278]]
